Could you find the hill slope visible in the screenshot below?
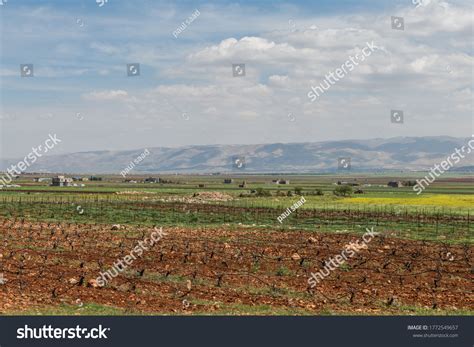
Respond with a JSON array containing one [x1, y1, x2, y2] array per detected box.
[[1, 136, 473, 174]]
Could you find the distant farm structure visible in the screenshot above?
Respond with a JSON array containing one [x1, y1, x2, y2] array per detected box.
[[273, 179, 290, 185], [388, 181, 403, 188], [51, 176, 73, 187], [144, 177, 160, 183]]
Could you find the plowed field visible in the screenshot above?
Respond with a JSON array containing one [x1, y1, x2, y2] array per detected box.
[[0, 219, 472, 315]]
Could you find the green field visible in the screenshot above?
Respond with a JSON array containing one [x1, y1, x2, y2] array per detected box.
[[1, 173, 473, 244]]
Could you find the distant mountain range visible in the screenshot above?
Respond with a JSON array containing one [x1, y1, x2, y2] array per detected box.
[[2, 136, 473, 174]]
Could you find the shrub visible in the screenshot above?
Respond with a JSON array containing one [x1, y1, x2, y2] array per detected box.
[[403, 180, 417, 187], [333, 185, 353, 197], [276, 266, 292, 276], [255, 188, 272, 197], [294, 187, 303, 195]]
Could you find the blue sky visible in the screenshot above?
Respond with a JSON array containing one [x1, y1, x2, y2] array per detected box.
[[0, 0, 472, 158]]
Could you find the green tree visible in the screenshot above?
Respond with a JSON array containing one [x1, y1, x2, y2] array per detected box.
[[256, 188, 271, 197], [333, 185, 353, 197]]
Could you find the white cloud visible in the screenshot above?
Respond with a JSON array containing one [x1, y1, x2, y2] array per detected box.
[[90, 42, 123, 56], [269, 75, 289, 86], [85, 0, 472, 144], [189, 37, 298, 63], [82, 90, 129, 101], [1, 0, 472, 157]]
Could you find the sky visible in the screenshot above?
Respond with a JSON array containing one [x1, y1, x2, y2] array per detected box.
[[0, 0, 473, 158]]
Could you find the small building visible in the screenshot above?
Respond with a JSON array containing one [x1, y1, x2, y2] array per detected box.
[[223, 179, 234, 184], [51, 176, 73, 187], [198, 184, 205, 188], [387, 181, 403, 188], [89, 176, 102, 181], [144, 177, 159, 183], [273, 179, 290, 184]]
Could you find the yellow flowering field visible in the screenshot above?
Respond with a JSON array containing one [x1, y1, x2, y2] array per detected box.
[[343, 194, 474, 208]]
